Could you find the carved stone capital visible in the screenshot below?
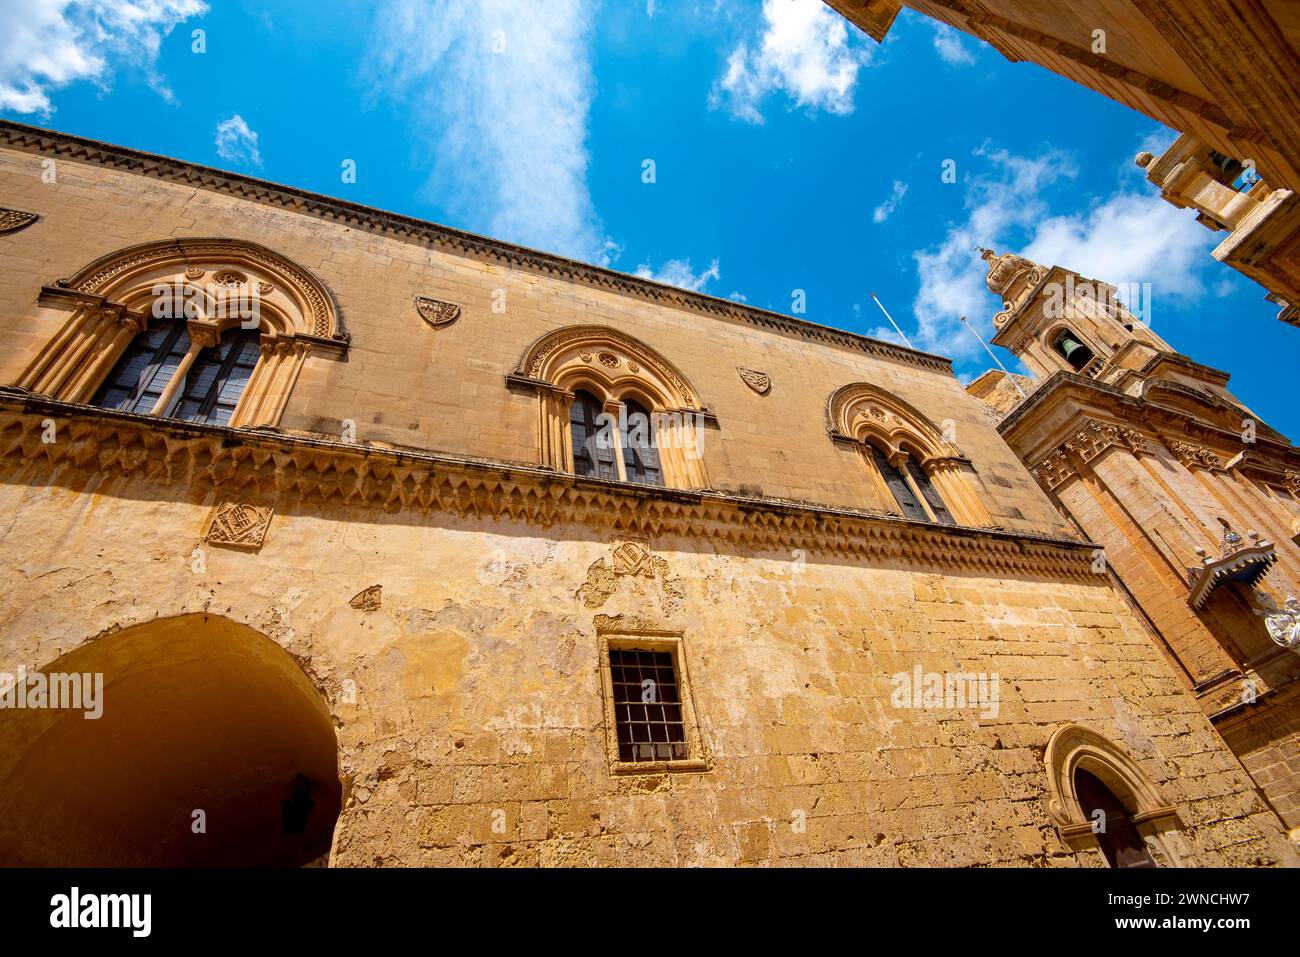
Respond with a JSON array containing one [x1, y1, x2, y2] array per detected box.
[[1032, 449, 1075, 491], [1168, 440, 1222, 470], [1061, 418, 1147, 466]]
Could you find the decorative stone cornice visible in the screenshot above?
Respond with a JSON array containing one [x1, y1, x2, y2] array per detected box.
[[0, 391, 1100, 580], [0, 120, 951, 375], [1000, 373, 1300, 482]]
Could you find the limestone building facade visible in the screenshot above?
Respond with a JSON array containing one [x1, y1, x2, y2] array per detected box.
[[967, 248, 1300, 839], [0, 121, 1295, 867]]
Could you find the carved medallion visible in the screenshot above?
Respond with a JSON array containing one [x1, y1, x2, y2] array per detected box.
[[213, 270, 248, 286], [184, 266, 206, 281], [612, 539, 653, 577], [257, 281, 274, 295], [0, 208, 38, 235], [349, 584, 382, 611], [597, 352, 620, 368], [415, 296, 461, 328], [737, 368, 771, 395], [205, 502, 274, 550]]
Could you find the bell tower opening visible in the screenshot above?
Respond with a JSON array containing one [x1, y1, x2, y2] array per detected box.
[[0, 614, 342, 867], [1052, 329, 1095, 372]]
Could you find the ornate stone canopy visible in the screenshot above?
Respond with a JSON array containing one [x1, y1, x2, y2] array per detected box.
[[1187, 524, 1277, 610]]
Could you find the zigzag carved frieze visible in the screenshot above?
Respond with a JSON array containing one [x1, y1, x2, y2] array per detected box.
[[0, 396, 1098, 580]]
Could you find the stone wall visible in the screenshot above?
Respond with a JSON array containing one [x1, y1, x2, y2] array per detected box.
[[0, 439, 1291, 866]]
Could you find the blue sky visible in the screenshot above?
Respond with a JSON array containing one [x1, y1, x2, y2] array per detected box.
[[2, 0, 1295, 436]]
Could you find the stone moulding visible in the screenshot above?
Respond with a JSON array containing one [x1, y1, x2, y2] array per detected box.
[[0, 391, 1101, 580], [0, 120, 950, 374]]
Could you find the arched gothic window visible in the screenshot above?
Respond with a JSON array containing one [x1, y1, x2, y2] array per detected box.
[[92, 320, 260, 426], [570, 389, 616, 480], [827, 383, 993, 528], [512, 326, 710, 490], [869, 445, 929, 522], [621, 399, 664, 487], [11, 238, 343, 429]]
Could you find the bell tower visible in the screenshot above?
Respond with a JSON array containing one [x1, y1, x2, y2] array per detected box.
[[979, 247, 1175, 386], [969, 249, 1300, 836]]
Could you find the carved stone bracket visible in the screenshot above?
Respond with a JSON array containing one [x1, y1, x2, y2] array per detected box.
[[415, 296, 461, 329], [205, 501, 274, 551], [0, 207, 39, 235]]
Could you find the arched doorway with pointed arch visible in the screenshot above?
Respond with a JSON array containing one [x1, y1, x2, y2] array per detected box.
[[1043, 724, 1186, 867], [0, 613, 342, 866]]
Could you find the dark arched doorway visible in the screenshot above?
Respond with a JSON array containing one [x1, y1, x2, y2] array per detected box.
[[0, 614, 341, 866], [1074, 768, 1157, 868]]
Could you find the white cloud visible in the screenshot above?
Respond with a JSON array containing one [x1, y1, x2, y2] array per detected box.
[[0, 0, 206, 114], [931, 24, 975, 66], [635, 258, 721, 293], [366, 0, 610, 264], [1021, 194, 1210, 301], [728, 291, 748, 303], [214, 114, 261, 167], [711, 0, 872, 124], [645, 0, 657, 18], [908, 144, 1213, 360], [872, 179, 909, 223]]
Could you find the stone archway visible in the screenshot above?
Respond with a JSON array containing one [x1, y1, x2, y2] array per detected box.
[[0, 614, 341, 866], [1043, 723, 1184, 866]]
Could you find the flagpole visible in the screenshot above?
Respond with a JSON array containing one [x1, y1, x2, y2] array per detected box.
[[960, 315, 1026, 399], [869, 292, 915, 350]]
